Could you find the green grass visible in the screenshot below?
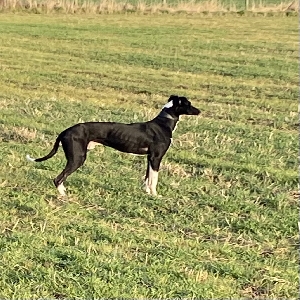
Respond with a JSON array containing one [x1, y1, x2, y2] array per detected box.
[[0, 13, 298, 298]]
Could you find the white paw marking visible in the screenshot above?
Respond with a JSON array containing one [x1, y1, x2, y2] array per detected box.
[[57, 183, 66, 196], [146, 163, 158, 196], [145, 178, 151, 194]]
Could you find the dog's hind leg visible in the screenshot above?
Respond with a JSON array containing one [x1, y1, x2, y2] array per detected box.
[[53, 138, 87, 196], [53, 156, 86, 196]]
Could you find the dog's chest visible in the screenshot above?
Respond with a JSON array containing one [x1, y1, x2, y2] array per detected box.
[[87, 141, 101, 150]]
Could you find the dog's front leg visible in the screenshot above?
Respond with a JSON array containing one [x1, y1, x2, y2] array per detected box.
[[148, 166, 159, 196], [146, 155, 162, 196], [145, 160, 151, 194]]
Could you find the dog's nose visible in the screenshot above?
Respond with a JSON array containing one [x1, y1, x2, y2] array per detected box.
[[193, 107, 201, 115]]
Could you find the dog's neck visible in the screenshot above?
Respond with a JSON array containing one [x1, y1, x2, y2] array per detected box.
[[158, 110, 175, 120], [156, 109, 179, 133]]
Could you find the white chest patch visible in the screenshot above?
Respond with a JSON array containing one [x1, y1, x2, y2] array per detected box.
[[173, 119, 179, 133], [87, 141, 101, 150]]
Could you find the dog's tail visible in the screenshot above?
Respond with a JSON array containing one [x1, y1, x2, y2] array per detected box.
[[26, 136, 61, 163]]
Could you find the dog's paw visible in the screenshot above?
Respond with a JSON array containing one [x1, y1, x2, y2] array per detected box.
[[57, 194, 68, 202], [57, 183, 67, 196], [145, 190, 161, 197]]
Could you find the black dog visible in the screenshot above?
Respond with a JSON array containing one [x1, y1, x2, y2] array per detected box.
[[27, 95, 200, 196]]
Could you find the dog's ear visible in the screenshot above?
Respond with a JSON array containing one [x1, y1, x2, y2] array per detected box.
[[178, 96, 189, 106], [169, 95, 182, 106], [168, 95, 178, 102]]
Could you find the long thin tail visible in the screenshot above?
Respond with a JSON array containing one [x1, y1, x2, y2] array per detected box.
[[26, 136, 61, 163]]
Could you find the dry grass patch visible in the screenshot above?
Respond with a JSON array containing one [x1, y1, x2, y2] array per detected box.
[[0, 0, 298, 13], [0, 125, 39, 143], [162, 161, 191, 178], [173, 132, 201, 150], [249, 0, 298, 11]]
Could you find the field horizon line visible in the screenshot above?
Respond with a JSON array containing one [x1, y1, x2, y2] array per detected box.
[[0, 0, 298, 14]]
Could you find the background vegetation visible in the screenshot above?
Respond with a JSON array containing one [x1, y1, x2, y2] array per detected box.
[[0, 0, 298, 13], [0, 12, 298, 298]]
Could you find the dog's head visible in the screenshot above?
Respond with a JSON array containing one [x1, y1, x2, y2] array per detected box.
[[163, 95, 200, 116]]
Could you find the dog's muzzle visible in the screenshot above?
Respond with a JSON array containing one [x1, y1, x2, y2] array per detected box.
[[189, 106, 201, 115]]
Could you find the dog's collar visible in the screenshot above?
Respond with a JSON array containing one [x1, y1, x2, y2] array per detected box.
[[158, 111, 175, 120]]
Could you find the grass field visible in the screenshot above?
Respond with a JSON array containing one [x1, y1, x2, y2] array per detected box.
[[0, 13, 298, 298]]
